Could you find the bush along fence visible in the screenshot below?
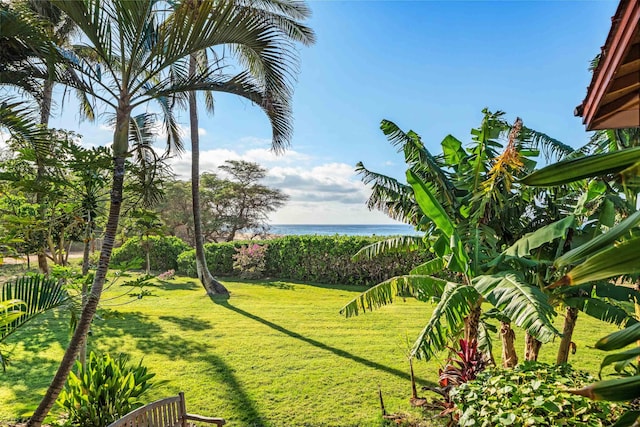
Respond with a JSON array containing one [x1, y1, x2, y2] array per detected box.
[[176, 235, 427, 287]]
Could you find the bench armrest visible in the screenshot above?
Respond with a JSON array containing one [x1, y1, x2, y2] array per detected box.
[[184, 413, 226, 426]]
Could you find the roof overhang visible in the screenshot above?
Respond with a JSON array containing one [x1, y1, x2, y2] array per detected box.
[[576, 0, 640, 130]]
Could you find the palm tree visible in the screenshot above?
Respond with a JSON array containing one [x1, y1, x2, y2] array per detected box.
[[182, 0, 314, 295], [27, 1, 314, 424]]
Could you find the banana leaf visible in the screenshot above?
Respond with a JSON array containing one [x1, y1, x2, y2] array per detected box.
[[522, 146, 640, 186]]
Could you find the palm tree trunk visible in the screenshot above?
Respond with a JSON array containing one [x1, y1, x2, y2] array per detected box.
[[524, 332, 542, 361], [556, 307, 578, 365], [28, 156, 126, 426], [500, 321, 518, 368], [189, 54, 228, 296], [35, 79, 54, 275]]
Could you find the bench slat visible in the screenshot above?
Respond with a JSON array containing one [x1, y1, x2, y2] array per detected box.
[[106, 392, 224, 427]]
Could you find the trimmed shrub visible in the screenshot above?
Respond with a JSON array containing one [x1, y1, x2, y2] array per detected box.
[[449, 362, 625, 427], [111, 236, 190, 272], [176, 235, 427, 286]]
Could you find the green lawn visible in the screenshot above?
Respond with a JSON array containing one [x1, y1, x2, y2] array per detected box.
[[0, 272, 622, 426]]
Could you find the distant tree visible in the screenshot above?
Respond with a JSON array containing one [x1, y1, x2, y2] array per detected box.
[[212, 160, 288, 242], [157, 160, 288, 243], [155, 180, 194, 244]]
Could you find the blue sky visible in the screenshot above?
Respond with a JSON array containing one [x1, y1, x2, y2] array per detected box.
[[40, 1, 619, 224]]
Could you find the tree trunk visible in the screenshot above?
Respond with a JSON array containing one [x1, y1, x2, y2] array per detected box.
[[189, 54, 228, 296], [82, 237, 90, 276], [500, 321, 518, 368], [524, 332, 542, 362], [28, 156, 126, 426], [556, 307, 578, 365], [36, 79, 54, 275], [464, 303, 482, 343], [145, 238, 151, 275]]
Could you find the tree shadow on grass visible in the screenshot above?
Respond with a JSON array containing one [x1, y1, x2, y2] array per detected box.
[[136, 334, 268, 427], [146, 279, 200, 291], [158, 315, 212, 331], [210, 296, 435, 388], [0, 354, 65, 421]]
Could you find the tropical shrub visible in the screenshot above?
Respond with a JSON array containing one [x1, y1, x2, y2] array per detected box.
[[449, 362, 625, 427], [233, 244, 268, 279], [111, 236, 189, 272], [56, 352, 156, 427], [176, 235, 427, 286]]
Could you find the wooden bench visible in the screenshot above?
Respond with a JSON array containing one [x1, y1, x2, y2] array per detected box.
[[107, 392, 226, 427]]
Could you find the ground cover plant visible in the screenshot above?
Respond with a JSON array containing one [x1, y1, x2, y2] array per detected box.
[[0, 268, 622, 427], [450, 363, 625, 427]]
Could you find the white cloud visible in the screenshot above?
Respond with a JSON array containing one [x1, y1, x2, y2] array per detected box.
[[198, 128, 207, 136], [164, 143, 394, 224]]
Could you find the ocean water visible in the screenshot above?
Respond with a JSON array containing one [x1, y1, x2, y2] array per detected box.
[[267, 224, 421, 236]]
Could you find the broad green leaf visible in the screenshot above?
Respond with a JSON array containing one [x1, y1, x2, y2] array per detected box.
[[406, 169, 455, 237], [599, 347, 640, 378], [570, 376, 640, 401], [411, 283, 478, 360], [503, 215, 575, 257], [555, 237, 640, 287], [599, 198, 616, 228], [441, 134, 466, 166], [564, 297, 637, 328], [595, 322, 640, 351], [410, 258, 445, 276], [407, 169, 468, 270], [474, 272, 558, 342], [611, 411, 640, 427], [340, 275, 448, 317], [522, 146, 640, 186], [555, 210, 640, 268]]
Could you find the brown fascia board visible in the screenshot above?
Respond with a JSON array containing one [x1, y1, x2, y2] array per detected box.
[[577, 0, 640, 130]]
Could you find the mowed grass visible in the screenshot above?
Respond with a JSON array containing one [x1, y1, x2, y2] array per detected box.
[[0, 271, 624, 426]]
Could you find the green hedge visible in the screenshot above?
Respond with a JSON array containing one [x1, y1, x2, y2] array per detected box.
[[176, 235, 427, 286], [111, 236, 190, 272]]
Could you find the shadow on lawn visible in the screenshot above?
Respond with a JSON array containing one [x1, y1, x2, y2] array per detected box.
[[136, 334, 268, 426], [159, 315, 212, 331], [211, 296, 435, 387], [147, 279, 200, 291]]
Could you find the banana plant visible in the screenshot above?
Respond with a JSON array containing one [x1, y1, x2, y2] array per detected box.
[[524, 145, 640, 425], [344, 111, 575, 363]]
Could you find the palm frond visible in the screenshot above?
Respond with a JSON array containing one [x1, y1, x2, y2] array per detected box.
[[340, 275, 448, 317], [352, 236, 425, 261], [1, 275, 69, 342], [411, 283, 478, 360], [474, 272, 559, 343], [520, 127, 575, 162]]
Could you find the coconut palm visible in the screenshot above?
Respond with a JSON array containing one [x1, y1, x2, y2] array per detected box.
[[27, 1, 314, 424], [180, 0, 314, 295]]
